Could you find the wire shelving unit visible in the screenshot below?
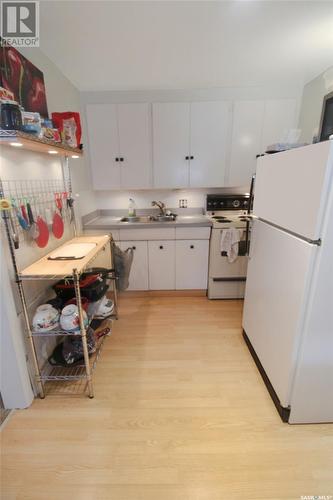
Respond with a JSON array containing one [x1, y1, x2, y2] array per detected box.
[[0, 150, 118, 399]]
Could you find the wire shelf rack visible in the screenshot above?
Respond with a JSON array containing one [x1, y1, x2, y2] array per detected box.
[[40, 334, 107, 382], [31, 296, 116, 336], [1, 178, 73, 245], [1, 156, 118, 399]]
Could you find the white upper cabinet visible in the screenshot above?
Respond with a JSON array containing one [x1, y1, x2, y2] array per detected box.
[[153, 101, 230, 189], [261, 99, 298, 151], [228, 99, 297, 187], [87, 104, 121, 189], [86, 103, 152, 190], [87, 98, 298, 191], [152, 103, 191, 188], [228, 101, 265, 187], [117, 103, 152, 189], [189, 101, 231, 188]]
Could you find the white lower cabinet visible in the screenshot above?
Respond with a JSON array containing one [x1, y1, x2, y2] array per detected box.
[[175, 240, 209, 289], [148, 240, 176, 290], [119, 240, 149, 290]]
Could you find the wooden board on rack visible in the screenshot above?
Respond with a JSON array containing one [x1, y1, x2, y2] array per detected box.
[[0, 130, 83, 157], [19, 235, 110, 278]]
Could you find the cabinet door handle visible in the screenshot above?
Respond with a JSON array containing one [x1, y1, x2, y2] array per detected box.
[[115, 157, 119, 162], [190, 245, 194, 249], [185, 156, 189, 160], [120, 157, 124, 162], [159, 245, 163, 250], [132, 246, 136, 250], [190, 156, 194, 160]]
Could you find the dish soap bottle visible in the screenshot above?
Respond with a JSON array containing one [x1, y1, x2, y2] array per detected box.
[[128, 198, 136, 217]]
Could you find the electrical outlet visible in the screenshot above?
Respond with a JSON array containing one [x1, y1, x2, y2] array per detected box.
[[183, 199, 188, 208]]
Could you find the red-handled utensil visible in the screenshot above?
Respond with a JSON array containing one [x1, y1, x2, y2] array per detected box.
[[21, 204, 29, 225]]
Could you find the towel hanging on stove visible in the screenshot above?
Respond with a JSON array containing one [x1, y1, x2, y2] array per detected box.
[[220, 228, 242, 263]]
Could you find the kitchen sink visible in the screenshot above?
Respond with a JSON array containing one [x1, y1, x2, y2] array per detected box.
[[120, 214, 176, 223]]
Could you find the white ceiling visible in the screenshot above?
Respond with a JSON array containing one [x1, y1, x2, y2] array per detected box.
[[39, 1, 333, 91]]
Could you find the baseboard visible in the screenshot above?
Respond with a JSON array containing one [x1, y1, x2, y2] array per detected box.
[[119, 289, 207, 298], [242, 329, 291, 423]]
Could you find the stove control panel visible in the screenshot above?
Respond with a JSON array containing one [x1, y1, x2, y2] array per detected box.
[[206, 194, 250, 211]]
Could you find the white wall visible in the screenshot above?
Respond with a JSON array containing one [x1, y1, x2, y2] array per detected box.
[[94, 187, 249, 212], [298, 66, 333, 143], [19, 47, 96, 222]]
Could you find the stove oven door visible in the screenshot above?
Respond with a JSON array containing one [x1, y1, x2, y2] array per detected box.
[[208, 228, 248, 299]]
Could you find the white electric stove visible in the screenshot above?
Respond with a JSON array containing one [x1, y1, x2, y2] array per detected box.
[[207, 194, 251, 299]]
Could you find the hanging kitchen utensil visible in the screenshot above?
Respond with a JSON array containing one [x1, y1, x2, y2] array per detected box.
[[45, 207, 53, 226], [9, 211, 19, 249], [35, 215, 49, 248], [26, 202, 39, 240], [55, 193, 63, 217], [52, 211, 64, 239], [21, 203, 29, 225], [11, 198, 29, 230], [66, 195, 75, 223]]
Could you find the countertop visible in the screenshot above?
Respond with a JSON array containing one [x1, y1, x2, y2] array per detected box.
[[20, 235, 110, 278], [83, 215, 212, 230]]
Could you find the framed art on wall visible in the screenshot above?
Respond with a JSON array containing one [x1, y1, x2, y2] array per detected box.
[[0, 42, 48, 118]]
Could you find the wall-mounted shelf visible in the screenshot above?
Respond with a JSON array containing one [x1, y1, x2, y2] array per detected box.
[[0, 130, 83, 157]]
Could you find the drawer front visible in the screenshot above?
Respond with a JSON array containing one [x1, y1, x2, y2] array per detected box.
[[175, 226, 211, 240], [120, 227, 175, 241], [148, 240, 176, 290]]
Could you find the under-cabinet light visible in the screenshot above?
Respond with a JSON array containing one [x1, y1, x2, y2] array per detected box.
[[10, 142, 23, 147], [71, 155, 80, 159], [48, 150, 58, 154]]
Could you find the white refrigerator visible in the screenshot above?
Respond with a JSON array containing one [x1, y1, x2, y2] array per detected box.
[[242, 140, 333, 424]]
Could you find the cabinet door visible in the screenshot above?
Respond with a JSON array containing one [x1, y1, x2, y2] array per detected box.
[[119, 241, 149, 290], [189, 101, 231, 188], [86, 104, 121, 189], [228, 100, 265, 187], [261, 99, 297, 151], [118, 103, 152, 189], [148, 240, 175, 290], [152, 103, 190, 188], [176, 240, 209, 289]]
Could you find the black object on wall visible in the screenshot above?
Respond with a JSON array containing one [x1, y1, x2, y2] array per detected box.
[[319, 91, 333, 142]]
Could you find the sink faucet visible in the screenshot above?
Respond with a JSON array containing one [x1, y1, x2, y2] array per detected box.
[[151, 200, 166, 216]]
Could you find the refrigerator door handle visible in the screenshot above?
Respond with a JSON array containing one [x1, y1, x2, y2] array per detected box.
[[245, 173, 256, 256]]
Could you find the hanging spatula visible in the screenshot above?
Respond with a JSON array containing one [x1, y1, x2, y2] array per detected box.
[[27, 202, 39, 240]]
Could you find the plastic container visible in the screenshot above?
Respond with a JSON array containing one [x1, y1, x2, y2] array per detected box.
[[128, 198, 136, 217]]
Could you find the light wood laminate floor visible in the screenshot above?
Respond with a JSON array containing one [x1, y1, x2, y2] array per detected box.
[[2, 297, 333, 499]]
